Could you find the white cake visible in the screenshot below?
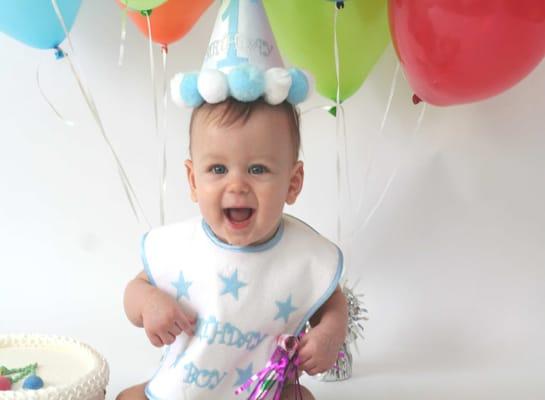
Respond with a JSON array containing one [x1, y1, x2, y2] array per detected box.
[[0, 334, 109, 400]]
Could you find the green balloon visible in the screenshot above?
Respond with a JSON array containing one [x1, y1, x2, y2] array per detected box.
[[120, 0, 167, 11], [264, 0, 390, 102]]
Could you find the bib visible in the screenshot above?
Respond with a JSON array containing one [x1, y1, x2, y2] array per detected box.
[[141, 214, 343, 400]]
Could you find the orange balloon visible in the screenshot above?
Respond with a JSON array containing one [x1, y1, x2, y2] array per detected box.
[[122, 0, 213, 46]]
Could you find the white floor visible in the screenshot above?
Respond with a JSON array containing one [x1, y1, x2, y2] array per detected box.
[[302, 363, 545, 400]]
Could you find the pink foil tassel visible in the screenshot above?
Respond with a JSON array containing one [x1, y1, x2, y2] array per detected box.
[[235, 335, 303, 400]]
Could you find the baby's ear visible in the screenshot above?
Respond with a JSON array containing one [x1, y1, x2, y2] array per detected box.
[[286, 161, 304, 205], [184, 160, 198, 202]]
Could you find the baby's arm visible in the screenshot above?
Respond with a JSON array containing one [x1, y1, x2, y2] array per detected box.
[[297, 285, 348, 375], [124, 271, 197, 347]]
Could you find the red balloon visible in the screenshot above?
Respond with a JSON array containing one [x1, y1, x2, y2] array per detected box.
[[389, 0, 545, 106], [121, 0, 213, 46]]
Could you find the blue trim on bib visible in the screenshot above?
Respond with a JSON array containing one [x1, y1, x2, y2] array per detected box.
[[201, 218, 284, 253], [293, 245, 344, 335], [140, 232, 156, 287]]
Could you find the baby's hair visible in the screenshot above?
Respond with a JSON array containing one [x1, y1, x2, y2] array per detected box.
[[189, 98, 301, 161]]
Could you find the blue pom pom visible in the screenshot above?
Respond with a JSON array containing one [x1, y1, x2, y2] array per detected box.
[[23, 375, 43, 390], [287, 68, 309, 104], [180, 73, 204, 107], [228, 64, 265, 102]]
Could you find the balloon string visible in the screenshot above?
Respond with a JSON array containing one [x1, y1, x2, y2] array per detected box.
[[159, 45, 169, 226], [380, 62, 400, 134], [334, 8, 341, 108], [118, 3, 129, 67], [160, 134, 168, 226], [162, 46, 169, 126], [144, 12, 165, 226], [354, 61, 400, 224], [146, 14, 160, 139], [50, 0, 75, 53], [301, 105, 331, 115], [36, 59, 74, 127], [339, 102, 352, 211], [333, 6, 342, 244], [332, 6, 352, 247], [51, 0, 151, 229], [353, 104, 427, 238], [65, 50, 150, 228]]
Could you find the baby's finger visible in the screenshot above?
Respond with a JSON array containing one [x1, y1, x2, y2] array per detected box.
[[174, 321, 187, 335], [168, 329, 181, 340], [306, 366, 321, 376], [296, 353, 312, 368], [176, 316, 195, 336], [169, 322, 182, 336], [159, 332, 176, 346], [298, 335, 309, 348], [299, 357, 316, 372], [300, 359, 317, 374], [147, 332, 163, 348], [179, 306, 198, 324], [295, 346, 312, 364]]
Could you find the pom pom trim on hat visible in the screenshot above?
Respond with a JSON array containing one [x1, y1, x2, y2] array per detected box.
[[170, 64, 311, 108]]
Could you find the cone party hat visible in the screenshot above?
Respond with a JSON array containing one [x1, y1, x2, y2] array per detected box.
[[171, 0, 312, 107]]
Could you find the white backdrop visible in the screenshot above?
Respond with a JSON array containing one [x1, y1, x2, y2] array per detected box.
[[1, 2, 545, 399]]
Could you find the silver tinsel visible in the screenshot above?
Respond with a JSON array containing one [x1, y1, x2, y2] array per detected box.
[[313, 279, 368, 382]]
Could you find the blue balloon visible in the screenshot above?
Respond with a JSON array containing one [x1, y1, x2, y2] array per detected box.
[[0, 0, 82, 50]]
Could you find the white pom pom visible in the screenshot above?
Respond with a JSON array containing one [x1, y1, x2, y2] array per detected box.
[[170, 73, 185, 107], [264, 68, 292, 105], [198, 69, 229, 104]]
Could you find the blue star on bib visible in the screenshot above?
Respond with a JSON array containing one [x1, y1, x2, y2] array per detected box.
[[219, 270, 247, 300], [234, 363, 254, 388], [172, 271, 192, 301], [274, 295, 297, 323]]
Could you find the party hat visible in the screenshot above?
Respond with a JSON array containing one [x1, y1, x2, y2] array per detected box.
[[171, 0, 312, 107]]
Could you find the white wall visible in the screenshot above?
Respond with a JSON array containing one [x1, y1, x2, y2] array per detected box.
[[1, 2, 544, 399]]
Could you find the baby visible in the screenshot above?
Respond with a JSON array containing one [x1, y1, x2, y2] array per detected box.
[[117, 98, 348, 400]]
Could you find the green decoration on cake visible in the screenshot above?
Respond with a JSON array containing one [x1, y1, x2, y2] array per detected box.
[[0, 363, 43, 391]]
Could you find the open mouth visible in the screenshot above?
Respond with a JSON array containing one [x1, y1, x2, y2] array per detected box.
[[224, 208, 254, 227]]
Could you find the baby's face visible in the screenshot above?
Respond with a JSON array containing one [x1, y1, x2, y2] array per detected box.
[[185, 105, 303, 246]]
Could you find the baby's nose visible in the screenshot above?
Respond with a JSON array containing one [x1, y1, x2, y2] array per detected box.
[[227, 183, 249, 195], [227, 175, 250, 194]]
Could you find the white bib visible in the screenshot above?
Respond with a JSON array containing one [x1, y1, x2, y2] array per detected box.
[[141, 214, 343, 400]]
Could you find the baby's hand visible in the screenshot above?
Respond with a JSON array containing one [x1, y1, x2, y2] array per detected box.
[[141, 288, 197, 347], [296, 328, 341, 376]]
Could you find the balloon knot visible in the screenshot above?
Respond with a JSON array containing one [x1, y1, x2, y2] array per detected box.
[[336, 1, 345, 9], [54, 47, 66, 60], [412, 94, 422, 105], [161, 45, 169, 54], [140, 9, 152, 17]]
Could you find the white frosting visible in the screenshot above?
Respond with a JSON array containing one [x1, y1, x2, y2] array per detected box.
[[0, 334, 109, 400]]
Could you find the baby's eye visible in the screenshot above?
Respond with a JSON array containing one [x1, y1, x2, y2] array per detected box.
[[210, 165, 227, 174], [248, 165, 268, 175]]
